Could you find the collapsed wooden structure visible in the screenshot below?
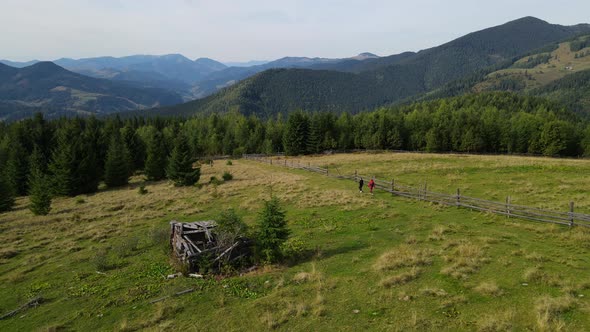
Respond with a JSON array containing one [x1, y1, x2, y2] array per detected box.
[[169, 220, 252, 272]]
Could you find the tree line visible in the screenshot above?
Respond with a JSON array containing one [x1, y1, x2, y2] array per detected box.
[[1, 92, 589, 213]]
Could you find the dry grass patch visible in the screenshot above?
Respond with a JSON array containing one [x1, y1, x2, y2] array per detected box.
[[405, 235, 418, 244], [420, 288, 448, 297], [535, 296, 575, 331], [525, 252, 549, 262], [476, 310, 515, 332], [373, 245, 433, 271], [380, 267, 422, 288], [523, 267, 561, 286], [428, 225, 450, 241], [292, 263, 322, 284], [441, 242, 489, 279], [0, 248, 19, 259], [560, 228, 590, 247], [474, 281, 503, 297]]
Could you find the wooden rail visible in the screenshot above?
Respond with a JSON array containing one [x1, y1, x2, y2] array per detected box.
[[243, 154, 590, 228]]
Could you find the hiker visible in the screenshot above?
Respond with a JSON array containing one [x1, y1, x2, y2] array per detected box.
[[368, 178, 375, 195], [358, 177, 364, 193]]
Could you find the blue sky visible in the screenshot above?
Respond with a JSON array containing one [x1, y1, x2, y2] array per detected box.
[[1, 0, 589, 62]]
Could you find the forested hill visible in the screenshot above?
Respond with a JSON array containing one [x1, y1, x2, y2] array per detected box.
[[150, 17, 590, 118], [419, 34, 590, 116], [0, 62, 183, 122]]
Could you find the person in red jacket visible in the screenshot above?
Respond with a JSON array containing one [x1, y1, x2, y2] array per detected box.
[[368, 178, 375, 195]]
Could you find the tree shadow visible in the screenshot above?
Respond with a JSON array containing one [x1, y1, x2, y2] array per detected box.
[[285, 242, 369, 267]]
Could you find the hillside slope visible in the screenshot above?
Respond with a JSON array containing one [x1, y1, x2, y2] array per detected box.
[[154, 17, 590, 118], [0, 62, 183, 121], [423, 35, 590, 115]]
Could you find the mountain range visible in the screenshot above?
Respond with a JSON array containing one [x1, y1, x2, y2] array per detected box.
[[1, 16, 590, 121], [1, 53, 380, 100], [151, 17, 590, 118], [0, 61, 182, 121]]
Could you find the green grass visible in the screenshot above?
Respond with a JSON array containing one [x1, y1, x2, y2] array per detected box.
[[475, 37, 590, 92], [1, 153, 589, 331]]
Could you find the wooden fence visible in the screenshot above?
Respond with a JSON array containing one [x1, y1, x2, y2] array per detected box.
[[243, 154, 590, 228]]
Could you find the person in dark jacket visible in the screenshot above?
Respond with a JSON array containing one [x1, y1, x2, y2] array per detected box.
[[358, 177, 364, 193]]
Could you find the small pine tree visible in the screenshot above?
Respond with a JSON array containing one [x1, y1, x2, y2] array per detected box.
[[144, 130, 167, 181], [167, 134, 200, 186], [104, 134, 131, 188], [28, 147, 52, 215], [0, 172, 16, 213], [256, 197, 289, 264]]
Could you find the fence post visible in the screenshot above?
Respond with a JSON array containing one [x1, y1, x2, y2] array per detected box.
[[506, 196, 511, 218], [456, 188, 461, 207], [424, 183, 427, 201], [569, 202, 575, 227], [326, 166, 329, 176], [354, 170, 358, 181], [391, 178, 395, 195]]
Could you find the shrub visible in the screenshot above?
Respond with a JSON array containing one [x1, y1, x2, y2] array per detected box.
[[75, 197, 86, 204], [256, 197, 289, 264], [138, 184, 148, 195], [222, 171, 233, 181], [217, 209, 248, 248], [226, 160, 233, 166], [210, 176, 223, 186]]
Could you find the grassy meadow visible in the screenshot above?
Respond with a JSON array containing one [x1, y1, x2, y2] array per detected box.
[[475, 39, 590, 92], [1, 152, 590, 331]]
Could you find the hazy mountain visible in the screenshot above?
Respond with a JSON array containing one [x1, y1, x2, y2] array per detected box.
[[52, 54, 227, 85], [223, 60, 270, 67], [192, 53, 383, 97], [0, 62, 183, 121], [0, 59, 40, 68], [154, 17, 590, 118]]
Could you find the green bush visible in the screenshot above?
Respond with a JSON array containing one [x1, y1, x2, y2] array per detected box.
[[222, 171, 233, 181], [138, 184, 148, 195], [226, 160, 233, 166], [217, 209, 248, 247], [210, 176, 223, 186]]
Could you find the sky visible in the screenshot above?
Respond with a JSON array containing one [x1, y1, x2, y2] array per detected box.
[[1, 0, 590, 62]]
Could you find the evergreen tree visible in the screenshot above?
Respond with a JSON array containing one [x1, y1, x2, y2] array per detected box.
[[167, 133, 200, 186], [283, 111, 309, 156], [0, 171, 15, 213], [121, 124, 146, 172], [307, 115, 322, 154], [28, 146, 52, 215], [5, 139, 29, 196], [144, 129, 167, 181], [256, 197, 289, 264], [104, 133, 131, 188], [76, 118, 102, 194], [49, 121, 80, 196]]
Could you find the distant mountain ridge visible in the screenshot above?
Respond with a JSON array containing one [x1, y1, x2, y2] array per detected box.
[[0, 61, 182, 121], [153, 17, 590, 118], [1, 53, 380, 99]]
